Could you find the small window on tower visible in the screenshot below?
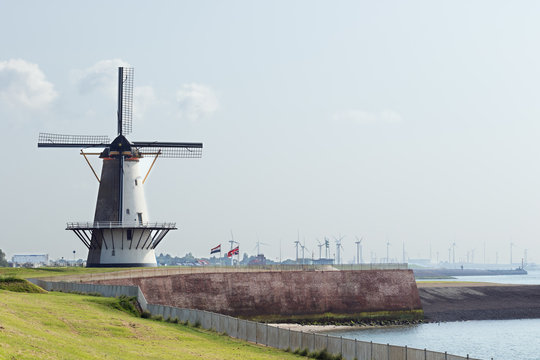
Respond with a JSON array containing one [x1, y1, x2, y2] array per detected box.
[[126, 209, 130, 215], [127, 229, 133, 240], [135, 179, 138, 186]]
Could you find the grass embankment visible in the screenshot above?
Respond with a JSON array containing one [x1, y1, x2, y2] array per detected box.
[[0, 276, 46, 293], [0, 290, 306, 360], [0, 266, 129, 279], [249, 309, 424, 325]]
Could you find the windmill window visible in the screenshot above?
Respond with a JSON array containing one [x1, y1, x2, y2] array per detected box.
[[127, 229, 133, 240], [135, 179, 138, 186], [126, 209, 130, 215], [137, 213, 143, 225]]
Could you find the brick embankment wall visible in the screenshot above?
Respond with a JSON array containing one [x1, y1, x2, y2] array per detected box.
[[92, 270, 421, 318], [419, 284, 540, 321]]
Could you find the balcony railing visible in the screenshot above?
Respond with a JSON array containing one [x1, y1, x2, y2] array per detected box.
[[66, 221, 177, 230]]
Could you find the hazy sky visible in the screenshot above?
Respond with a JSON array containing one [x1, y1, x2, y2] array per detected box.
[[1, 1, 540, 264]]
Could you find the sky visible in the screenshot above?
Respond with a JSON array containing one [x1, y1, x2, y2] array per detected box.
[[1, 0, 540, 265]]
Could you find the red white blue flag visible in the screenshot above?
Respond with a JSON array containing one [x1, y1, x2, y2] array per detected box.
[[210, 244, 221, 254], [227, 246, 239, 258]]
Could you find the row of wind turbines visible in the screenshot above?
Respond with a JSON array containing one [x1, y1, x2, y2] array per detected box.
[[293, 235, 391, 265]]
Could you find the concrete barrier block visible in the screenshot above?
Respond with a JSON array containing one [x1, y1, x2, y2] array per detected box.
[[389, 344, 405, 359], [301, 331, 314, 352], [211, 312, 218, 331], [188, 309, 197, 326], [256, 323, 266, 345], [341, 338, 356, 360], [238, 319, 247, 341], [201, 311, 211, 330], [356, 340, 372, 360], [327, 336, 342, 357], [246, 321, 257, 343], [313, 333, 327, 352], [267, 325, 279, 348], [371, 342, 388, 360], [219, 314, 227, 334], [289, 330, 301, 351], [277, 327, 290, 350], [426, 350, 447, 360], [227, 317, 238, 338]]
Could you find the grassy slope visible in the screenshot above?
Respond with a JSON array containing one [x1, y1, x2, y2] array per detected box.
[[0, 267, 128, 279], [0, 291, 304, 360]]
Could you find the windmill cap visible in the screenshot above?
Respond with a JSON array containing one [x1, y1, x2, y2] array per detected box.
[[100, 134, 140, 159]]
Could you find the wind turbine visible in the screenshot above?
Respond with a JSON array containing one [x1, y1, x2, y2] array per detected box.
[[355, 236, 363, 264], [324, 237, 330, 258], [334, 235, 345, 265], [254, 239, 269, 256], [229, 230, 239, 266], [294, 240, 300, 263], [300, 242, 310, 265], [317, 239, 324, 260]]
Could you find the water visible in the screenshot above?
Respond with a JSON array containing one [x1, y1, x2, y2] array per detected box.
[[424, 269, 540, 285], [329, 270, 540, 360], [331, 319, 540, 360]]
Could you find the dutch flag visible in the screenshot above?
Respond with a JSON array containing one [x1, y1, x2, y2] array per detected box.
[[210, 244, 221, 254]]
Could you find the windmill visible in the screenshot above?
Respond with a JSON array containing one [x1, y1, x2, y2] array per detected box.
[[354, 236, 363, 265], [38, 67, 203, 267]]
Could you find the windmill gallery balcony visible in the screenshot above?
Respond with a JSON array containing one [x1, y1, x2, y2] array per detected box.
[[66, 221, 177, 251]]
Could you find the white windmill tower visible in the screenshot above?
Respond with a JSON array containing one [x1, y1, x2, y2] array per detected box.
[[38, 67, 203, 267]]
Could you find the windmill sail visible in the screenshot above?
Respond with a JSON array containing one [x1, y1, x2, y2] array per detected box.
[[38, 133, 110, 148], [133, 141, 203, 158], [117, 67, 134, 136]]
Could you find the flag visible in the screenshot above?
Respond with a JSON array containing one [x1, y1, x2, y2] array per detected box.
[[227, 246, 239, 258], [210, 244, 221, 254]]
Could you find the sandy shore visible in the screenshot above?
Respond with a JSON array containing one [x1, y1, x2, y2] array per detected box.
[[268, 323, 383, 333]]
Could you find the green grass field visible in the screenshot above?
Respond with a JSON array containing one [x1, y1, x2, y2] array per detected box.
[[0, 289, 306, 360], [0, 266, 129, 279]]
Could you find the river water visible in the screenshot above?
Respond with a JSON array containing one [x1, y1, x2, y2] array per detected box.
[[329, 270, 540, 360]]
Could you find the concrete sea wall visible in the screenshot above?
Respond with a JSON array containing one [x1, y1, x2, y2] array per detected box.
[[92, 269, 421, 318]]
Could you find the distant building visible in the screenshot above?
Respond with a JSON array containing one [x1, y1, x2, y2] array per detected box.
[[11, 254, 49, 267], [248, 254, 267, 266], [312, 258, 334, 265]]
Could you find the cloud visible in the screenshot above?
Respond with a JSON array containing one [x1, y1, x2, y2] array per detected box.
[[332, 109, 403, 124], [0, 59, 57, 109], [73, 59, 130, 98], [176, 83, 218, 121]]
